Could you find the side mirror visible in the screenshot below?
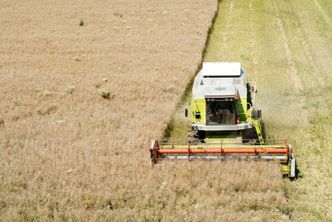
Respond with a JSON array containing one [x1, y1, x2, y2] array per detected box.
[[184, 108, 188, 117]]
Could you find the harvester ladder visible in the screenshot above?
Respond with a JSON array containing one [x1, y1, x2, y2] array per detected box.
[[252, 120, 265, 145]]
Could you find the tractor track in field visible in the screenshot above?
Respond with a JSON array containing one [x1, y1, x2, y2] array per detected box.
[[290, 0, 332, 84], [221, 0, 234, 55], [313, 0, 331, 28], [272, 0, 303, 92], [249, 0, 258, 67], [310, 0, 332, 52], [286, 0, 325, 86]]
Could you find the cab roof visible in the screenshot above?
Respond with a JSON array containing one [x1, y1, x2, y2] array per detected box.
[[202, 62, 242, 77]]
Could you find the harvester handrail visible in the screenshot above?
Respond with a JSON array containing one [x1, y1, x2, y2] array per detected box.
[[159, 139, 289, 146]]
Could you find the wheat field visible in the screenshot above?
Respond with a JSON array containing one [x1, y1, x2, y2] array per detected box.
[[1, 0, 332, 221]]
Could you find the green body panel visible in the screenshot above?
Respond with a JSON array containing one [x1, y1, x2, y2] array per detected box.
[[190, 98, 206, 124], [190, 97, 265, 145], [237, 98, 249, 121]]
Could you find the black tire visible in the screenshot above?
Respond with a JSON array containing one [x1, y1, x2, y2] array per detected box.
[[242, 128, 259, 145], [198, 130, 205, 142], [260, 120, 266, 140]]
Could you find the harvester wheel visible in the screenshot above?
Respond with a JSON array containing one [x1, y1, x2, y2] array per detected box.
[[188, 126, 200, 143], [242, 128, 259, 144], [260, 120, 266, 140]]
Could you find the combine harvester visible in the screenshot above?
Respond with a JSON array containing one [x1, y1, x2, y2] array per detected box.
[[149, 62, 297, 179]]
